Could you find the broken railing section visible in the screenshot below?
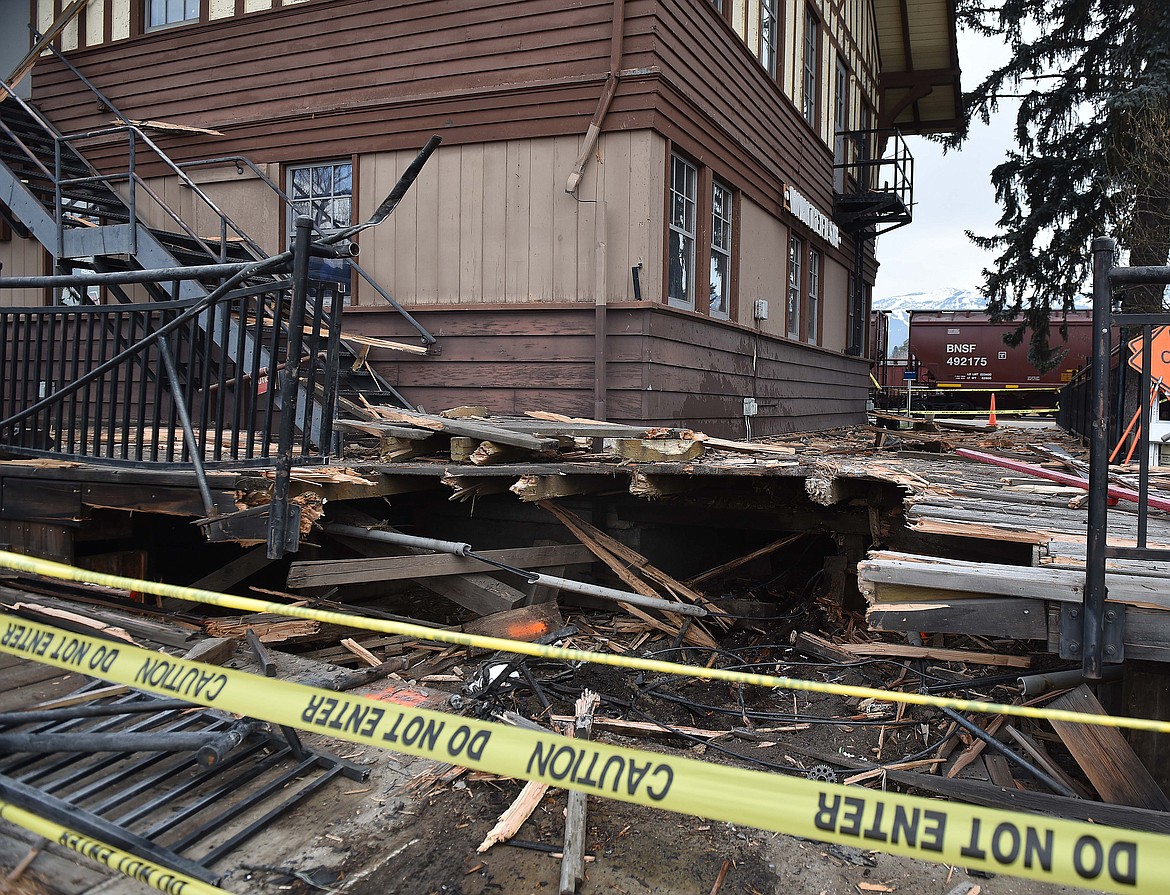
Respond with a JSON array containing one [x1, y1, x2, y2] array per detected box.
[[1083, 238, 1170, 678], [0, 672, 367, 884]]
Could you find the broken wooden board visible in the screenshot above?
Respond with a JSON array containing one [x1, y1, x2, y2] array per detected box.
[[510, 474, 619, 502], [831, 641, 1032, 668], [866, 598, 1048, 640], [460, 603, 565, 642], [362, 407, 559, 452], [1046, 685, 1170, 811], [287, 545, 593, 588], [859, 551, 1170, 611], [613, 439, 704, 462]]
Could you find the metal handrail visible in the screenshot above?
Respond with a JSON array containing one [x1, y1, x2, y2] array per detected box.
[[178, 156, 438, 345], [59, 123, 266, 264], [0, 259, 342, 470], [833, 127, 914, 207]]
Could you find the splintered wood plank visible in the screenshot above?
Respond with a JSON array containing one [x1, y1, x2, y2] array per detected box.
[[613, 439, 704, 462], [1047, 685, 1170, 811], [510, 474, 618, 502], [832, 641, 1032, 668]]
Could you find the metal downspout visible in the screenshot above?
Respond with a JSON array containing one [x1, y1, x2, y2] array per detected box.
[[567, 0, 625, 423]]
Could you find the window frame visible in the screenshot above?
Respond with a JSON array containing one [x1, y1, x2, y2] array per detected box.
[[667, 153, 699, 310], [802, 6, 820, 128], [759, 0, 780, 79], [286, 158, 356, 296], [663, 146, 737, 320], [286, 159, 354, 240], [806, 246, 821, 344], [834, 55, 849, 136], [709, 179, 733, 320], [787, 235, 802, 339], [145, 0, 202, 31]]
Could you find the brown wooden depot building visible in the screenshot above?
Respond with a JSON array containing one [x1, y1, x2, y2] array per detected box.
[[0, 0, 963, 436]]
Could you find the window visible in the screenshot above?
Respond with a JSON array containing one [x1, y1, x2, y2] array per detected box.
[[787, 236, 802, 338], [710, 181, 732, 319], [147, 0, 199, 28], [760, 0, 779, 78], [807, 247, 821, 343], [835, 56, 849, 135], [668, 154, 698, 309], [289, 160, 354, 290], [802, 7, 820, 126], [288, 161, 353, 234]]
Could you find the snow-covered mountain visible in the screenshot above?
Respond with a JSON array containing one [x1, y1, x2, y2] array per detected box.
[[873, 288, 986, 353]]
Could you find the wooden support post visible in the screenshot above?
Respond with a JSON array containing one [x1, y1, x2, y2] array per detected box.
[[560, 691, 599, 894]]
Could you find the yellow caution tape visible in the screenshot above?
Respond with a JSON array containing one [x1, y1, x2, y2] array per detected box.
[[0, 798, 229, 895], [0, 612, 1162, 894], [0, 549, 1165, 735]]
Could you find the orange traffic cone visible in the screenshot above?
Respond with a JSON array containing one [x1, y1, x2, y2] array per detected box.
[[988, 393, 998, 427]]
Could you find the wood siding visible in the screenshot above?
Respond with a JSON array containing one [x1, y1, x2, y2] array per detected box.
[[344, 303, 868, 435], [354, 133, 663, 308], [28, 0, 862, 270], [0, 237, 47, 307]]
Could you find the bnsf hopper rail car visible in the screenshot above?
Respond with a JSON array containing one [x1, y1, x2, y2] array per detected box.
[[872, 310, 1093, 413]]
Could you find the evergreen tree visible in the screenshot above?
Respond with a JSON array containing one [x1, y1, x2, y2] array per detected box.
[[953, 1, 1170, 369]]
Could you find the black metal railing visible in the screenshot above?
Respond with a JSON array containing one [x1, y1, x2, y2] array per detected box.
[[0, 257, 342, 471], [833, 128, 914, 236], [1080, 237, 1170, 678]]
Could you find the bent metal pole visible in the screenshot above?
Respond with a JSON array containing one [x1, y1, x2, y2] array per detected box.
[[325, 523, 710, 618]]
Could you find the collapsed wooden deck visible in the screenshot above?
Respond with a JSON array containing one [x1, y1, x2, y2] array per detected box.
[[1, 411, 1168, 660]]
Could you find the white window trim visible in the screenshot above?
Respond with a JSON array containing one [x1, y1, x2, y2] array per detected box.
[[787, 235, 802, 338], [668, 155, 698, 310], [807, 247, 821, 344], [710, 180, 732, 320], [146, 0, 200, 30], [802, 8, 819, 126]]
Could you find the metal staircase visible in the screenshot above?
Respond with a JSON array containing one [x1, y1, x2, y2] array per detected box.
[[0, 84, 433, 437]]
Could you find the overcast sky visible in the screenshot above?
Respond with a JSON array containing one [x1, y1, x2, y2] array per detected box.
[[873, 31, 1016, 300]]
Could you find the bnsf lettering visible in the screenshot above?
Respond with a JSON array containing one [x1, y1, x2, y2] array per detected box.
[[946, 343, 977, 353]]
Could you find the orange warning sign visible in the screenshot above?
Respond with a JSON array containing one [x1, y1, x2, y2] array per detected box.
[[1127, 326, 1170, 385]]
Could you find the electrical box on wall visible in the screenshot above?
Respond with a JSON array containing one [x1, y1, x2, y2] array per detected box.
[[743, 397, 758, 416], [753, 300, 769, 321]]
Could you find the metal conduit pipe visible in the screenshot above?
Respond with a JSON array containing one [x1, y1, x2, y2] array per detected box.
[[326, 523, 474, 557], [939, 707, 1079, 799], [520, 571, 708, 618], [324, 523, 709, 618], [1017, 664, 1123, 699]]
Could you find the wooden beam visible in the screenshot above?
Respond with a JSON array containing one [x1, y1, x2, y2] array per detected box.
[[1046, 685, 1170, 811], [866, 598, 1048, 639], [189, 545, 273, 594], [613, 439, 704, 462], [287, 545, 593, 588], [330, 529, 528, 616], [510, 474, 618, 502], [831, 641, 1032, 668], [560, 691, 599, 895]]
